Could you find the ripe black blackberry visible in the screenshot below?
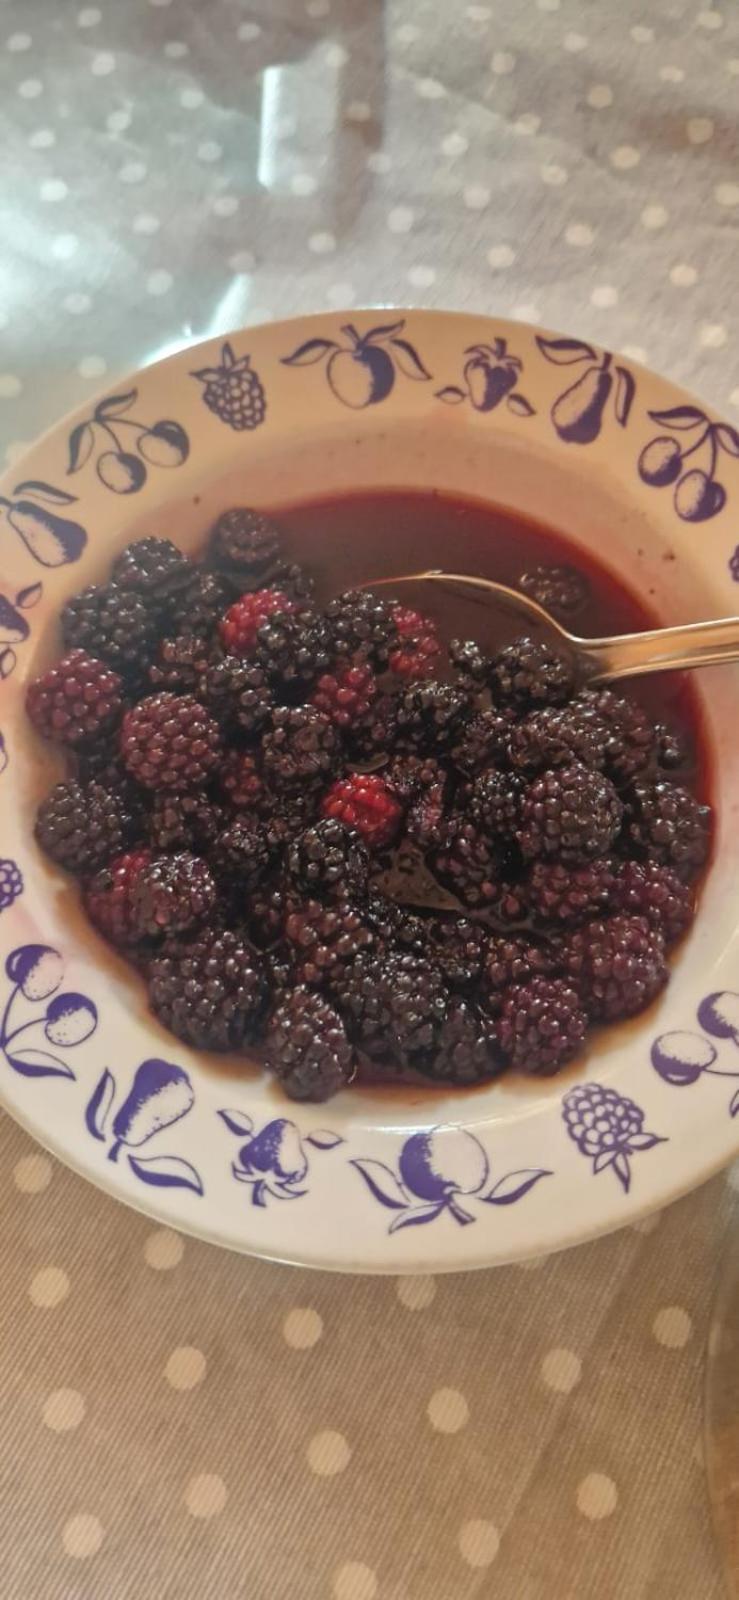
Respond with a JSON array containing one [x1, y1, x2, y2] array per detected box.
[[244, 877, 296, 948], [450, 707, 514, 776], [111, 537, 191, 602], [385, 752, 445, 803], [406, 778, 450, 850], [262, 705, 340, 791], [499, 978, 587, 1074], [517, 564, 589, 621], [61, 583, 158, 684], [254, 607, 332, 691], [430, 816, 500, 909], [564, 913, 668, 1021], [425, 1001, 505, 1085], [528, 858, 616, 926], [148, 634, 214, 695], [480, 933, 558, 1016], [219, 749, 264, 813], [265, 988, 354, 1101], [284, 898, 376, 988], [337, 950, 451, 1070], [507, 703, 609, 775], [488, 635, 575, 710], [466, 768, 525, 841], [130, 852, 217, 939], [287, 818, 369, 900], [166, 569, 231, 638], [120, 693, 222, 790], [656, 722, 690, 773], [365, 892, 430, 956], [581, 687, 655, 785], [449, 637, 491, 690], [209, 817, 275, 894], [148, 928, 267, 1049], [349, 693, 400, 764], [263, 944, 295, 1000], [310, 661, 378, 729], [84, 847, 152, 947], [148, 790, 222, 853], [623, 780, 711, 881], [395, 680, 470, 751], [611, 859, 693, 946], [26, 650, 123, 747], [324, 589, 399, 667], [35, 780, 127, 874], [517, 762, 623, 864], [207, 507, 282, 585], [198, 655, 274, 738], [428, 918, 488, 992]]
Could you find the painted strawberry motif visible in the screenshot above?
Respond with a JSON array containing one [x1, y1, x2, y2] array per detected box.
[[436, 337, 535, 417]]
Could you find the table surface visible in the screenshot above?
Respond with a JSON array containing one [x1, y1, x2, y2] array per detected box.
[[2, 1, 739, 1595]]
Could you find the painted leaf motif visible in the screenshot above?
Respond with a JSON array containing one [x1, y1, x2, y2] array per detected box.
[[389, 338, 432, 381], [388, 1203, 443, 1233], [612, 1151, 631, 1193], [281, 339, 338, 367], [506, 392, 536, 417], [86, 1068, 116, 1141], [16, 582, 42, 610], [350, 1158, 409, 1209], [614, 366, 636, 427], [218, 1108, 254, 1136], [0, 596, 29, 640], [715, 423, 739, 458], [436, 386, 467, 405], [13, 480, 77, 505], [536, 336, 597, 365], [305, 1129, 343, 1150], [593, 1149, 616, 1174], [7, 1047, 74, 1079], [231, 1161, 254, 1184], [0, 733, 7, 775], [730, 1087, 739, 1118], [95, 389, 138, 419], [0, 649, 16, 679], [482, 1168, 551, 1205], [127, 1153, 204, 1195], [366, 320, 406, 341], [626, 1131, 664, 1151], [67, 423, 95, 474], [647, 405, 706, 431]]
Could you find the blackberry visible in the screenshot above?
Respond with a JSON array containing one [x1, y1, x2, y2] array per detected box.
[[120, 693, 222, 790], [198, 655, 274, 738], [265, 988, 354, 1101], [84, 847, 152, 947], [517, 762, 623, 864], [337, 950, 451, 1070], [449, 637, 491, 690], [262, 705, 340, 791], [611, 859, 693, 946], [388, 606, 442, 680], [285, 898, 376, 988], [255, 607, 332, 691], [219, 586, 294, 656], [35, 781, 127, 874], [321, 772, 403, 850], [499, 978, 587, 1074], [656, 722, 690, 773], [623, 781, 711, 881], [61, 583, 158, 684], [581, 688, 655, 784], [265, 790, 322, 846], [349, 693, 400, 763], [148, 790, 223, 853], [565, 914, 668, 1021], [148, 634, 214, 695], [324, 589, 399, 667], [450, 707, 514, 776], [167, 570, 231, 638], [428, 918, 488, 992], [492, 879, 531, 925], [219, 749, 264, 813], [365, 893, 430, 956], [111, 537, 191, 602], [507, 703, 609, 774], [207, 506, 282, 584], [385, 752, 446, 803], [426, 1001, 505, 1085], [406, 778, 450, 850], [528, 858, 616, 926], [244, 877, 296, 948], [310, 661, 378, 729], [465, 768, 525, 841], [209, 817, 275, 893], [287, 818, 369, 899], [480, 934, 558, 1016], [130, 852, 216, 939], [489, 635, 575, 710], [148, 928, 267, 1049], [395, 680, 470, 751], [264, 944, 296, 1000], [430, 816, 500, 909], [26, 650, 123, 747], [517, 564, 589, 621]]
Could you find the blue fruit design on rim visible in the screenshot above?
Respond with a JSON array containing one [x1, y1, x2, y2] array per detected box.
[[0, 580, 43, 680], [86, 1059, 203, 1194], [0, 731, 7, 777], [281, 318, 432, 409], [218, 1108, 342, 1206], [0, 860, 23, 912], [67, 388, 189, 494], [352, 1126, 550, 1233], [0, 480, 86, 567], [1, 943, 98, 1080], [436, 337, 535, 417], [536, 337, 635, 444], [652, 993, 739, 1117], [639, 406, 737, 522], [562, 1083, 665, 1193], [191, 341, 267, 431]]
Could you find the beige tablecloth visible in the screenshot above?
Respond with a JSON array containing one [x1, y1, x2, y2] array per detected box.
[[2, 1, 739, 1595]]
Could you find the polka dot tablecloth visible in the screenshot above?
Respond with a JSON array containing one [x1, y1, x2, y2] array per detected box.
[[2, 0, 739, 1594]]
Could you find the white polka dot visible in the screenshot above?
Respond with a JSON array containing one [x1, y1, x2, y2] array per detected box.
[[394, 23, 419, 44], [306, 0, 330, 15], [30, 1266, 70, 1307], [165, 1346, 206, 1390], [458, 1520, 500, 1568], [670, 263, 698, 287], [78, 7, 101, 24], [237, 21, 261, 40], [466, 4, 492, 19], [728, 59, 739, 76], [146, 269, 173, 295], [487, 244, 516, 268], [620, 344, 647, 364], [18, 78, 43, 99], [14, 1154, 52, 1192], [180, 87, 204, 108], [511, 302, 542, 323], [29, 128, 55, 147], [687, 117, 714, 145], [441, 131, 469, 157], [40, 178, 68, 202], [427, 1387, 469, 1434], [659, 64, 685, 83], [106, 109, 131, 134], [565, 222, 594, 247], [228, 249, 256, 272], [587, 84, 613, 109], [641, 203, 668, 229], [211, 195, 239, 217], [631, 24, 654, 42], [513, 112, 540, 135], [133, 213, 160, 235], [43, 1388, 86, 1432], [541, 1347, 582, 1393], [63, 293, 92, 315], [653, 1306, 693, 1347], [396, 1274, 437, 1309], [577, 1473, 618, 1520], [346, 100, 371, 122], [119, 161, 147, 184], [307, 1430, 351, 1476], [51, 233, 79, 260], [283, 1308, 323, 1348], [333, 1563, 377, 1600], [405, 265, 435, 291], [0, 373, 22, 399], [367, 150, 392, 173], [144, 1228, 184, 1268], [164, 40, 188, 58], [631, 1209, 661, 1233], [290, 172, 318, 196], [308, 230, 336, 254], [699, 323, 728, 349], [91, 51, 115, 75], [62, 1514, 103, 1558], [326, 282, 356, 306], [715, 182, 739, 208], [730, 388, 739, 410], [6, 32, 32, 50], [464, 184, 490, 209], [197, 141, 222, 163], [541, 164, 568, 186], [491, 50, 515, 74], [325, 43, 348, 68], [184, 1475, 227, 1519], [611, 145, 641, 170], [697, 8, 723, 27], [78, 355, 107, 379], [416, 77, 446, 99], [590, 284, 618, 308], [563, 31, 588, 51]]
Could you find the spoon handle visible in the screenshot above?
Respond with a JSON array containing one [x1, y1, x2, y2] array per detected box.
[[581, 616, 739, 684]]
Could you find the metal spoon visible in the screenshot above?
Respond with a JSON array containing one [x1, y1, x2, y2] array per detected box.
[[368, 569, 739, 686]]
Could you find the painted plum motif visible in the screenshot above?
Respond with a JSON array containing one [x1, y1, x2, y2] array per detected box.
[[86, 1059, 203, 1193], [436, 337, 535, 417], [352, 1126, 550, 1232], [562, 1083, 665, 1193], [281, 319, 432, 409], [652, 994, 739, 1116], [536, 337, 635, 444], [0, 480, 86, 567], [639, 406, 737, 522], [1, 943, 97, 1080], [218, 1108, 342, 1206], [67, 389, 189, 494]]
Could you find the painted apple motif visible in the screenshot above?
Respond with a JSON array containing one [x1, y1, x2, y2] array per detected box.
[[281, 319, 432, 408], [399, 1128, 489, 1203]]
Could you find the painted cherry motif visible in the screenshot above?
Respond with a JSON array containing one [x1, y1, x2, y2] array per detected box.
[[1, 943, 98, 1080], [86, 1059, 203, 1193], [218, 1109, 342, 1206], [281, 319, 432, 409], [67, 388, 190, 495], [436, 337, 535, 417], [652, 1006, 739, 1117], [352, 1126, 550, 1232], [639, 407, 737, 522], [0, 480, 86, 567], [536, 337, 635, 445]]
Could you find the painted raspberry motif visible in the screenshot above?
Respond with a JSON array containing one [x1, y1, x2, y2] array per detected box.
[[562, 1082, 665, 1193], [191, 341, 267, 431], [0, 859, 23, 913]]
